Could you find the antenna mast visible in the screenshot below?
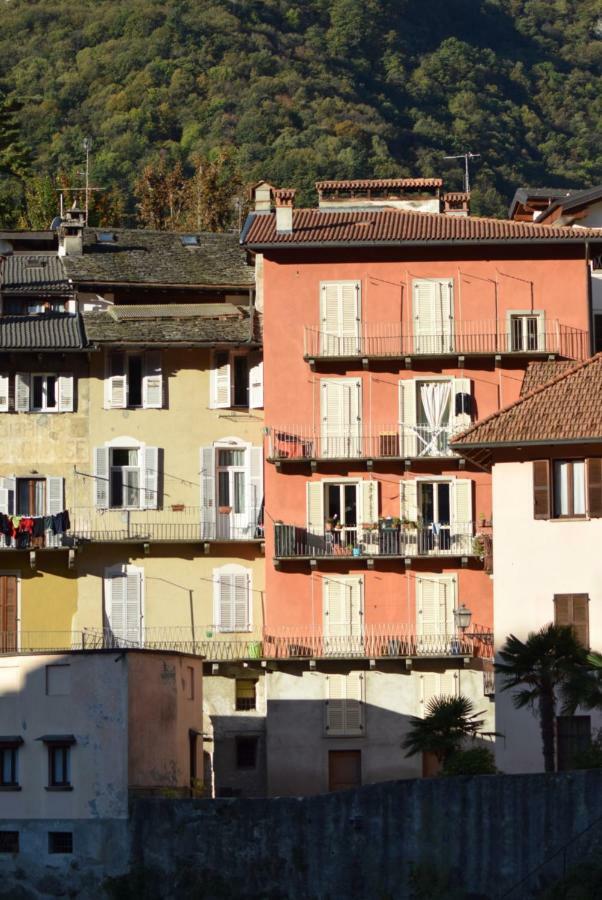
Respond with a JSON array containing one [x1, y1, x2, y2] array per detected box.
[[443, 151, 481, 193]]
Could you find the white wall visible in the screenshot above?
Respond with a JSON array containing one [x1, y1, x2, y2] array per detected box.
[[492, 460, 602, 772]]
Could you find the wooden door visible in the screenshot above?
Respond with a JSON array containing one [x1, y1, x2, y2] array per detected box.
[[328, 750, 362, 792], [0, 575, 18, 651]]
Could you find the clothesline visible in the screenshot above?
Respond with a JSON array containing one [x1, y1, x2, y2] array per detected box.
[[0, 510, 71, 548]]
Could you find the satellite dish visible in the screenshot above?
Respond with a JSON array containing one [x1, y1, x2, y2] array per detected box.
[[50, 216, 62, 231], [0, 240, 13, 256]]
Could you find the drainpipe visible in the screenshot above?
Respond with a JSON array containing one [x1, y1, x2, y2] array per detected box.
[[586, 241, 594, 356]]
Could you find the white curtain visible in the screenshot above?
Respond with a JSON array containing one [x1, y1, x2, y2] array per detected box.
[[420, 382, 451, 429]]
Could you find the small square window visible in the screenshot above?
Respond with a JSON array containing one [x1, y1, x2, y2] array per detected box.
[[48, 832, 73, 854], [235, 679, 257, 711], [0, 831, 19, 853], [235, 736, 258, 769]]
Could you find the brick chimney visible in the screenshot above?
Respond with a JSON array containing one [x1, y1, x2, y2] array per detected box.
[[274, 189, 296, 234], [442, 192, 471, 217], [58, 204, 85, 257]]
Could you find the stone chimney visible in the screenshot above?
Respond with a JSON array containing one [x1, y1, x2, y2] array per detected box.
[[442, 192, 471, 217], [253, 181, 274, 212], [274, 189, 296, 234], [58, 204, 85, 257]]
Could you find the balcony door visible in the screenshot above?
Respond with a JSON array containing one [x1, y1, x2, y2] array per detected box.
[[321, 378, 361, 458], [419, 481, 451, 551], [323, 576, 363, 655], [216, 448, 247, 539], [509, 313, 544, 352], [0, 574, 17, 651], [319, 281, 360, 356], [412, 279, 454, 354], [416, 576, 456, 652]]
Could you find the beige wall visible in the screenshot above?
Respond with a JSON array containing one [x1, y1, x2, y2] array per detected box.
[[493, 460, 602, 772]]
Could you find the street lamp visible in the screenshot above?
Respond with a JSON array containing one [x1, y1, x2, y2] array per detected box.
[[453, 603, 472, 634]]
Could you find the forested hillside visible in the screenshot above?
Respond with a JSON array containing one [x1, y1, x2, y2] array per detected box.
[[0, 0, 600, 226]]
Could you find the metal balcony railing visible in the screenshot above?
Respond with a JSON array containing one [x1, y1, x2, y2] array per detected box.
[[2, 625, 493, 661], [70, 507, 264, 543], [274, 523, 477, 559], [268, 424, 460, 461], [303, 321, 588, 360]]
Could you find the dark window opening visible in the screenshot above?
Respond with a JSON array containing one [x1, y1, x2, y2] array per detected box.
[[0, 832, 19, 853], [128, 355, 143, 407], [557, 716, 591, 771], [595, 315, 602, 354], [16, 478, 45, 516], [48, 832, 73, 854], [0, 747, 19, 786], [236, 679, 257, 711], [235, 736, 258, 769], [233, 356, 249, 407], [48, 745, 71, 787], [553, 460, 585, 518]]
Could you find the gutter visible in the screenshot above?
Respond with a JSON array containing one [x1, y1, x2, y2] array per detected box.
[[244, 235, 602, 251], [453, 436, 602, 451]]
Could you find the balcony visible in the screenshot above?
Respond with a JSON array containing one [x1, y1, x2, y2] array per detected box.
[[268, 424, 460, 465], [304, 321, 588, 362], [70, 507, 264, 544], [3, 625, 493, 662], [274, 522, 479, 564]]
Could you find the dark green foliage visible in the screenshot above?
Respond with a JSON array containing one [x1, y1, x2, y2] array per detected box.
[[442, 746, 498, 776], [0, 0, 600, 225], [402, 694, 496, 765], [571, 729, 602, 770]]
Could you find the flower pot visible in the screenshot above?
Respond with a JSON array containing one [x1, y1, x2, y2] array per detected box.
[[171, 504, 185, 512], [218, 506, 232, 514]]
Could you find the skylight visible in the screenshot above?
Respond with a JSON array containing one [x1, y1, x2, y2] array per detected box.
[[180, 234, 200, 247], [96, 232, 115, 243]]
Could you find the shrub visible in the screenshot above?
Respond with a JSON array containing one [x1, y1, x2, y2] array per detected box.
[[441, 746, 497, 776]]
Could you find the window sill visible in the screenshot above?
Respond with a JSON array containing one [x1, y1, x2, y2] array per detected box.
[[548, 516, 588, 522], [45, 785, 73, 792], [0, 785, 21, 791]]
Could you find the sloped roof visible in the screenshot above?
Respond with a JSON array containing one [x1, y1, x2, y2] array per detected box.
[[1, 254, 71, 294], [82, 305, 259, 345], [452, 354, 602, 449], [62, 229, 255, 287], [519, 360, 576, 396], [0, 314, 86, 350], [535, 184, 602, 224], [316, 178, 443, 191], [242, 208, 602, 249], [508, 187, 580, 219]]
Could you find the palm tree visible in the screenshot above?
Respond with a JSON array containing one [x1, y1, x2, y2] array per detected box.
[[402, 694, 494, 766], [495, 624, 589, 773]]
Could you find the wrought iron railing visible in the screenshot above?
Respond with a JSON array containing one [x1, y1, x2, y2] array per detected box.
[[274, 522, 476, 558], [268, 423, 460, 461], [70, 507, 264, 543], [304, 321, 588, 360]]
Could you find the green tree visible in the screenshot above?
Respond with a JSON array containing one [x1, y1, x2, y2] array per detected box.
[[186, 149, 242, 233], [0, 92, 30, 179], [20, 174, 58, 229], [134, 159, 189, 230], [496, 625, 590, 773], [402, 695, 494, 767]]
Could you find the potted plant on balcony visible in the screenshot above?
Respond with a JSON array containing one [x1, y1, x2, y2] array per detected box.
[[218, 505, 232, 514], [361, 522, 379, 555], [379, 516, 401, 554], [171, 503, 185, 512], [325, 517, 336, 532]]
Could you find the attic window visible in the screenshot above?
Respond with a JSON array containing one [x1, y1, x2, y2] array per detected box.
[[96, 232, 116, 243], [180, 235, 200, 247]]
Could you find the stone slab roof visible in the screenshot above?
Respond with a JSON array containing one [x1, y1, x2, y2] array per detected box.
[[1, 254, 71, 294], [453, 354, 602, 449], [0, 314, 86, 350], [62, 229, 255, 287], [519, 360, 577, 396], [82, 305, 259, 345], [242, 208, 602, 249]]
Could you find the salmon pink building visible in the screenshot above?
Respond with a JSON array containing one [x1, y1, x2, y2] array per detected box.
[[242, 179, 598, 794]]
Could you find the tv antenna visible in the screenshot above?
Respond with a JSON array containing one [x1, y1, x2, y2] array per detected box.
[[443, 151, 481, 193]]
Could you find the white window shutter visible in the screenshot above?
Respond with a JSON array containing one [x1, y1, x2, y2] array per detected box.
[[215, 572, 250, 633], [0, 375, 9, 412], [105, 352, 126, 409], [247, 446, 263, 535], [344, 672, 364, 733], [0, 477, 16, 514], [417, 577, 438, 637], [399, 379, 417, 456], [340, 281, 361, 351], [106, 569, 126, 644], [143, 351, 163, 409], [413, 281, 437, 352], [306, 481, 324, 534], [142, 446, 159, 509], [420, 672, 440, 715], [200, 446, 216, 538], [106, 566, 142, 645], [439, 280, 454, 350], [210, 353, 231, 409], [320, 283, 340, 342], [125, 567, 143, 644], [217, 574, 232, 631], [249, 354, 263, 409], [453, 377, 472, 433], [440, 670, 458, 698], [323, 578, 346, 638], [15, 373, 30, 412], [453, 479, 473, 535], [360, 479, 379, 525], [94, 446, 110, 509], [325, 675, 346, 735], [400, 479, 418, 523], [58, 375, 74, 412], [326, 673, 364, 735], [46, 477, 64, 515], [234, 573, 250, 631]]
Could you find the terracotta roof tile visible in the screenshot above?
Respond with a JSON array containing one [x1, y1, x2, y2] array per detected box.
[[316, 178, 443, 190], [519, 360, 576, 396], [242, 208, 602, 248], [452, 354, 602, 447]]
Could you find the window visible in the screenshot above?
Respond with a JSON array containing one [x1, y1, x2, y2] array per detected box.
[[14, 373, 73, 413], [209, 351, 263, 409], [48, 832, 73, 854], [0, 738, 22, 788], [104, 565, 144, 645], [554, 594, 589, 648], [305, 480, 378, 545], [400, 478, 473, 553], [595, 314, 602, 354], [554, 460, 586, 517], [200, 443, 263, 540], [412, 279, 454, 353], [0, 476, 63, 522], [105, 351, 163, 410], [0, 832, 19, 853], [319, 280, 361, 355], [94, 444, 159, 510], [235, 679, 257, 711], [533, 459, 602, 520], [217, 449, 246, 515], [110, 447, 140, 508], [419, 671, 458, 717], [213, 566, 251, 633], [180, 234, 199, 246], [16, 477, 46, 516], [509, 313, 543, 351], [235, 736, 258, 769], [96, 231, 115, 242], [325, 674, 364, 736], [40, 737, 75, 789], [320, 378, 362, 458], [557, 716, 591, 771]]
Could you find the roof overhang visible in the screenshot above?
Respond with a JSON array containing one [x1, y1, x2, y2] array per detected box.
[[245, 236, 600, 251]]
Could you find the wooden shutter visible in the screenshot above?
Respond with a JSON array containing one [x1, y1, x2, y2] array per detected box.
[[46, 477, 64, 515], [247, 446, 263, 534], [306, 481, 324, 534], [15, 373, 30, 412], [399, 379, 417, 456], [555, 594, 589, 648], [326, 673, 364, 736], [142, 351, 163, 409], [105, 353, 126, 409], [360, 479, 379, 525], [210, 352, 231, 409], [324, 577, 362, 641], [142, 446, 159, 509], [320, 281, 360, 354], [0, 375, 9, 412], [452, 377, 472, 433], [417, 576, 455, 637], [200, 446, 216, 537], [0, 575, 18, 641], [533, 460, 551, 519], [0, 477, 16, 514], [413, 281, 437, 353], [587, 459, 602, 518], [321, 379, 361, 458], [438, 281, 454, 350], [215, 571, 250, 632], [57, 375, 74, 412], [453, 479, 473, 546], [94, 447, 110, 509], [249, 354, 263, 409]]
